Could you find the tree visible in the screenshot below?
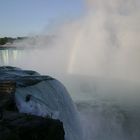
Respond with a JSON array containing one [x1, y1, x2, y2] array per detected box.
[[0, 37, 8, 45]]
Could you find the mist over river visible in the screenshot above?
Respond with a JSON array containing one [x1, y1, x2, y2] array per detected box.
[[0, 0, 140, 139], [0, 47, 140, 140]]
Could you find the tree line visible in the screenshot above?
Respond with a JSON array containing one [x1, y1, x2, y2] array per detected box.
[[0, 37, 26, 45]]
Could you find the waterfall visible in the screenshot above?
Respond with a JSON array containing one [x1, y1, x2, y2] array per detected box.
[[0, 66, 83, 140]]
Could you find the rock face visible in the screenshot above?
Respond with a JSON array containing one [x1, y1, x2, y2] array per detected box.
[[0, 80, 16, 111], [0, 111, 64, 140], [0, 66, 65, 140]]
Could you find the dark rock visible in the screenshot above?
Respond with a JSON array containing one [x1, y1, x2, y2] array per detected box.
[[0, 111, 65, 140], [25, 94, 32, 102], [0, 80, 17, 111]]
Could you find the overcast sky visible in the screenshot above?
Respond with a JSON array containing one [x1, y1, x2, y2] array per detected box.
[[0, 0, 85, 37]]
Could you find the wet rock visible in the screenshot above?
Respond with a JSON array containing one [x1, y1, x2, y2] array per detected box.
[[0, 111, 65, 140], [0, 80, 16, 111]]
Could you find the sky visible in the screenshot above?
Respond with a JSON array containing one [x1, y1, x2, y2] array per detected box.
[[0, 0, 85, 37]]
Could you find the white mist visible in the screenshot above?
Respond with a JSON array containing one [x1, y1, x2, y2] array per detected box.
[[1, 0, 140, 140]]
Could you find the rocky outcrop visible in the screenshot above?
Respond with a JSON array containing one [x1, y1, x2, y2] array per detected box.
[[0, 111, 64, 140], [0, 81, 16, 111]]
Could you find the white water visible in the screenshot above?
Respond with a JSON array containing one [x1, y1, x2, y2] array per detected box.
[[0, 66, 83, 140], [15, 75, 83, 140]]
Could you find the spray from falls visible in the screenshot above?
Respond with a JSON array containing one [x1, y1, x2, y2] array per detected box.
[[2, 1, 140, 140], [67, 0, 140, 82], [10, 0, 140, 83]]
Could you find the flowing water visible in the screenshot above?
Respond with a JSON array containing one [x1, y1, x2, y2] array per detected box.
[[64, 75, 140, 140]]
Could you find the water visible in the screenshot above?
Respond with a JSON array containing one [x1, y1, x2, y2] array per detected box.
[[63, 75, 140, 140], [0, 48, 17, 65], [0, 66, 83, 140], [0, 1, 140, 139], [0, 48, 140, 140], [16, 80, 83, 140], [77, 100, 140, 140]]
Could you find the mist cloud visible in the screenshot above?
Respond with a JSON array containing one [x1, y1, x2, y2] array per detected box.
[[13, 0, 140, 83], [67, 0, 140, 82]]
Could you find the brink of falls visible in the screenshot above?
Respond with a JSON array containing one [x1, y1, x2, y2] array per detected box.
[[0, 66, 83, 140]]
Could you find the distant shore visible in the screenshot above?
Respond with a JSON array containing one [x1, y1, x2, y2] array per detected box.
[[0, 44, 25, 50], [0, 44, 17, 49], [0, 37, 27, 46]]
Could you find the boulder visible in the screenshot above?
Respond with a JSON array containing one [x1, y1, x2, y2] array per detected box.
[[0, 111, 64, 140]]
